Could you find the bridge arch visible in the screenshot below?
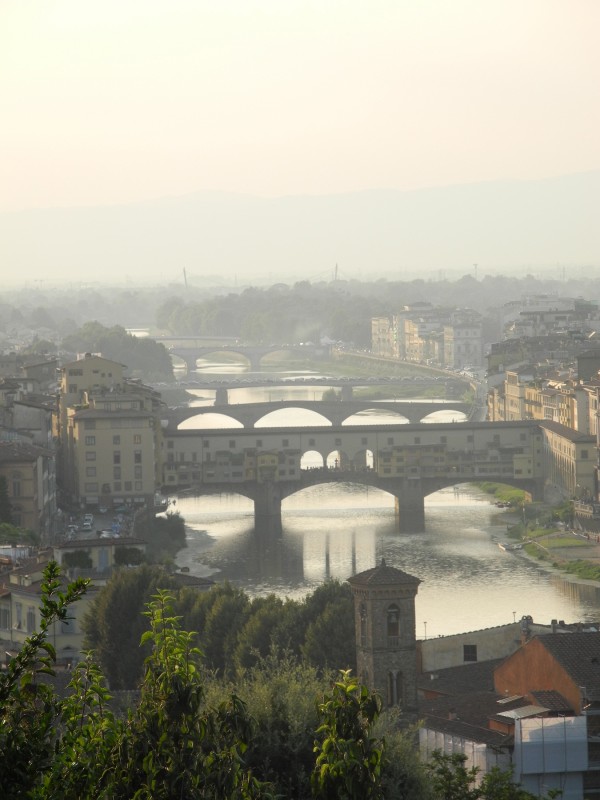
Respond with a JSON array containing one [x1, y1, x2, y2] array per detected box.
[[301, 450, 325, 469], [255, 407, 332, 428], [341, 408, 410, 426], [177, 412, 244, 430]]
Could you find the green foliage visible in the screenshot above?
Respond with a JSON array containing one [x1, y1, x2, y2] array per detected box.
[[426, 752, 560, 800], [134, 510, 186, 562], [61, 321, 174, 381], [426, 751, 481, 800], [302, 597, 357, 672], [82, 564, 178, 689], [0, 521, 39, 546], [0, 562, 88, 799], [205, 649, 331, 798], [312, 670, 384, 800], [0, 565, 561, 799], [373, 710, 434, 800]]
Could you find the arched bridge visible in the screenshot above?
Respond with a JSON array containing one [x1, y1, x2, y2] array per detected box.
[[161, 419, 544, 533], [167, 343, 328, 372], [164, 399, 473, 429]]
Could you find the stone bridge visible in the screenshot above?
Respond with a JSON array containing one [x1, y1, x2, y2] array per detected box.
[[164, 399, 473, 429], [167, 343, 328, 372], [161, 419, 544, 533]]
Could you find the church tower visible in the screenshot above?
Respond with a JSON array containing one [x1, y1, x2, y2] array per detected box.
[[348, 559, 421, 715]]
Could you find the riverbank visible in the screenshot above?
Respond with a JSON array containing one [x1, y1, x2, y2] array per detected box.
[[501, 515, 600, 589]]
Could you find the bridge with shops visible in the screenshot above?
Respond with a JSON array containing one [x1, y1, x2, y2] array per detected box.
[[161, 419, 544, 533]]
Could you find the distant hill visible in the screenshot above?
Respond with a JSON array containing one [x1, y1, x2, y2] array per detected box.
[[2, 171, 598, 285]]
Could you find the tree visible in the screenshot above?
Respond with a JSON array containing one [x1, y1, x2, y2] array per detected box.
[[82, 564, 177, 689], [303, 598, 357, 672], [311, 670, 384, 800], [426, 751, 480, 800], [0, 562, 88, 798]]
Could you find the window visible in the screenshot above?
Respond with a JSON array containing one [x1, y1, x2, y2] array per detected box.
[[134, 451, 142, 464], [309, 439, 315, 446], [133, 434, 142, 444], [27, 606, 36, 633], [387, 604, 400, 643], [84, 482, 98, 492], [360, 603, 367, 646], [0, 607, 9, 630], [167, 440, 174, 449], [85, 436, 96, 446], [463, 644, 477, 662], [282, 439, 289, 447], [387, 437, 394, 445], [335, 438, 342, 447], [467, 435, 474, 442], [256, 439, 263, 447], [86, 452, 96, 461], [134, 466, 142, 479], [15, 602, 22, 630], [134, 481, 143, 491], [582, 450, 589, 459], [113, 452, 121, 465], [113, 435, 121, 445], [113, 467, 121, 480], [86, 467, 96, 477], [414, 437, 420, 444], [203, 440, 209, 448], [440, 436, 447, 444], [114, 481, 122, 491], [361, 437, 368, 446], [125, 481, 132, 491], [68, 384, 78, 393], [229, 440, 236, 448], [12, 479, 21, 497]]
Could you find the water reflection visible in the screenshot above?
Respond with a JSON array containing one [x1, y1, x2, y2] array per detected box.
[[174, 485, 600, 636]]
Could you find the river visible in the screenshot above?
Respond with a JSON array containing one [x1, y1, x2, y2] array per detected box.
[[169, 361, 600, 637]]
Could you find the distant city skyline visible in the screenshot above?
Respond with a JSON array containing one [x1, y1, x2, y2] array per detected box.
[[2, 0, 599, 213]]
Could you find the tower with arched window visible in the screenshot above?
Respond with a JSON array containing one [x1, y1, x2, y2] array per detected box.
[[348, 559, 421, 715]]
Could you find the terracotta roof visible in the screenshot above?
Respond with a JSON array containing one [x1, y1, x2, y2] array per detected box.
[[420, 691, 521, 748], [0, 440, 52, 461], [537, 420, 595, 442], [419, 659, 504, 696], [348, 559, 421, 588], [529, 690, 572, 712], [537, 632, 600, 689]]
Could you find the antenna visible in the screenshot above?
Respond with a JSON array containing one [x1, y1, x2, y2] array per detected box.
[[183, 268, 188, 288]]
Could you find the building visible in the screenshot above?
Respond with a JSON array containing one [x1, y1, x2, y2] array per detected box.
[[58, 354, 164, 510], [348, 559, 420, 715], [0, 553, 98, 669], [0, 440, 57, 541]]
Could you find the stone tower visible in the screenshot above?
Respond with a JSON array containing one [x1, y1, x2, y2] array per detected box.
[[348, 559, 421, 715]]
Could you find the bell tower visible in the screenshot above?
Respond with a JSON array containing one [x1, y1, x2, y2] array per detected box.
[[348, 559, 421, 715]]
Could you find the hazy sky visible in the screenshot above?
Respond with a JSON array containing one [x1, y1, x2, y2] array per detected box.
[[1, 0, 599, 212]]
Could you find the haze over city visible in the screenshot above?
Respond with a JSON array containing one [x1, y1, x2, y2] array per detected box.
[[1, 0, 598, 285]]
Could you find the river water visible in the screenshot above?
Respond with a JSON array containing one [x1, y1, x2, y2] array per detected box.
[[170, 361, 600, 637]]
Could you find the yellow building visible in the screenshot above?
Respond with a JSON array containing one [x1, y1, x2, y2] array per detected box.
[[0, 555, 97, 668], [59, 354, 164, 510]]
